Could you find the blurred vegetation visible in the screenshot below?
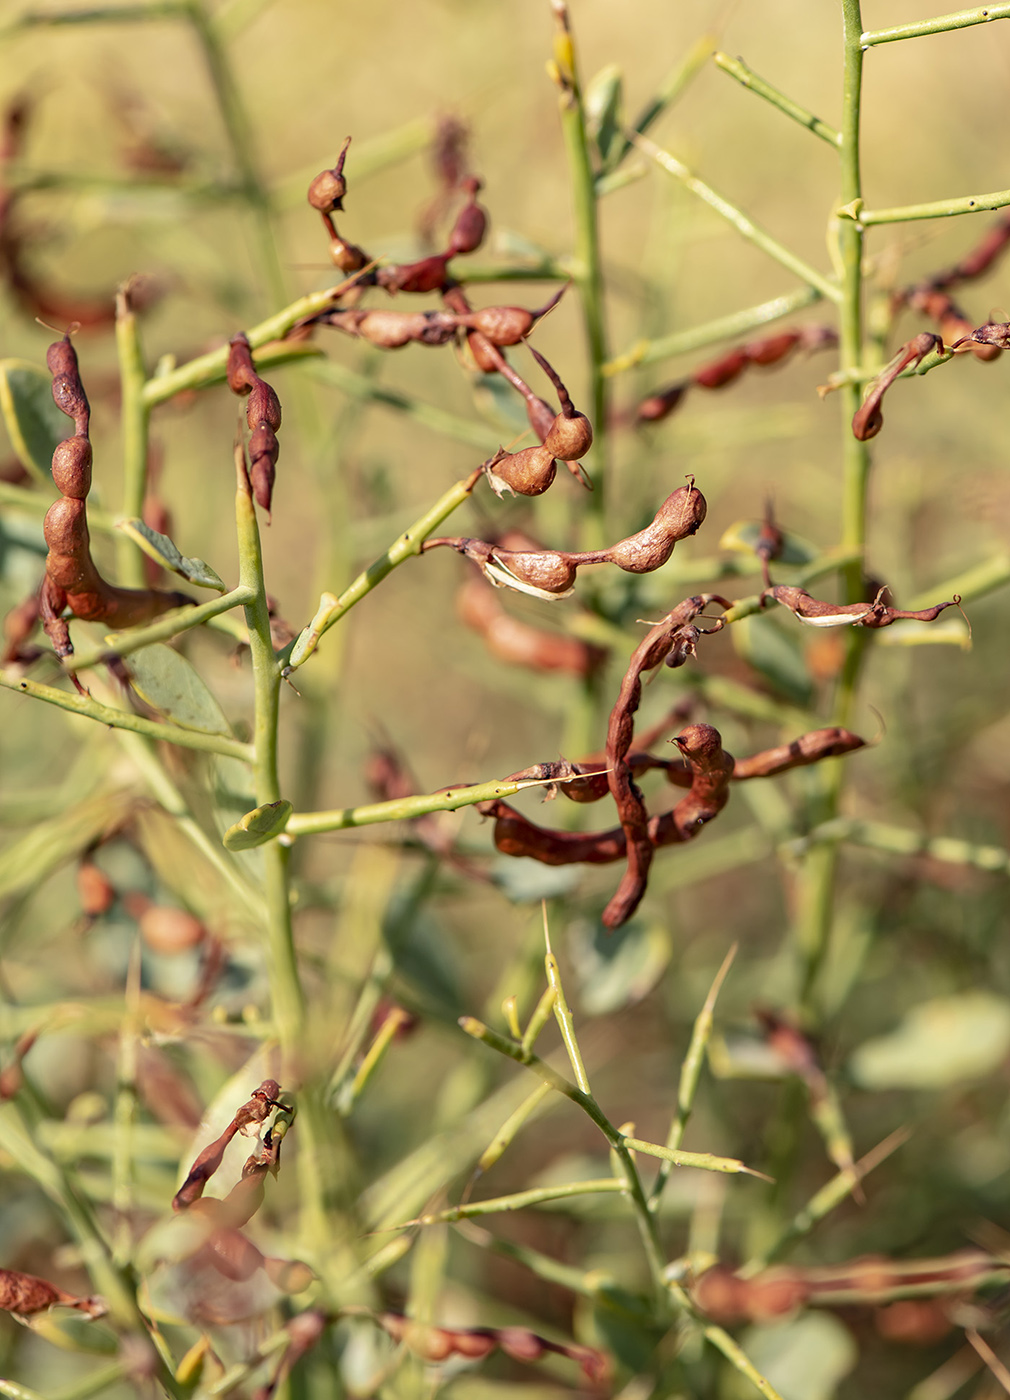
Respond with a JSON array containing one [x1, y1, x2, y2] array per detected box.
[[1, 2, 1010, 1397]]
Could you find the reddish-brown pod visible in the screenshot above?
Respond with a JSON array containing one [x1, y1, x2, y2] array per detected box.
[[50, 437, 92, 499]]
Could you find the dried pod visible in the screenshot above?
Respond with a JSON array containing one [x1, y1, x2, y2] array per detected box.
[[461, 287, 565, 346], [2, 592, 41, 664], [745, 330, 801, 365], [485, 546, 578, 597], [306, 137, 350, 213], [0, 1266, 105, 1319], [327, 235, 370, 273], [457, 576, 604, 677], [47, 335, 90, 434], [139, 905, 206, 955], [604, 481, 707, 572], [376, 254, 451, 295], [693, 348, 748, 389], [484, 443, 557, 497], [529, 346, 593, 460], [852, 332, 941, 441], [77, 859, 116, 918], [448, 176, 488, 256], [50, 436, 92, 499], [636, 382, 687, 423], [226, 333, 257, 395]]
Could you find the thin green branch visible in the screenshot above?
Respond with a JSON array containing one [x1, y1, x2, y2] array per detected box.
[[852, 186, 1010, 225], [1, 672, 254, 761], [713, 52, 841, 147], [551, 2, 610, 543], [140, 277, 366, 408], [476, 1081, 553, 1175], [283, 467, 482, 673], [65, 585, 253, 673], [631, 131, 842, 303], [114, 287, 151, 587], [785, 817, 1010, 874], [604, 285, 821, 375], [624, 1136, 768, 1179], [703, 1324, 787, 1400], [861, 4, 1010, 44], [544, 927, 591, 1095], [651, 945, 737, 1207], [4, 2, 185, 28], [402, 1178, 627, 1225]]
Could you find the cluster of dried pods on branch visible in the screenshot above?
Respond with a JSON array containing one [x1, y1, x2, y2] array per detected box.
[[305, 139, 594, 491]]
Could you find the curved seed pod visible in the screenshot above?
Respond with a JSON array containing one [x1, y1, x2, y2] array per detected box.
[[768, 583, 961, 631], [226, 333, 258, 394], [47, 334, 90, 436], [323, 307, 458, 348], [852, 332, 941, 441], [484, 443, 557, 497], [952, 319, 1010, 351], [484, 546, 578, 597], [327, 234, 371, 273], [733, 727, 865, 779], [603, 481, 707, 572], [744, 331, 801, 365]]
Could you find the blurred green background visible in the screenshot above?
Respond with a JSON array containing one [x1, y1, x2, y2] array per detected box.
[[2, 2, 1010, 1397]]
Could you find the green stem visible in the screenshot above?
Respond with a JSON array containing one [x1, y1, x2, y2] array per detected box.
[[854, 185, 1010, 224], [286, 771, 578, 836], [605, 282, 823, 376], [66, 585, 253, 672], [713, 52, 841, 146], [601, 32, 717, 182], [1, 672, 254, 761], [785, 817, 1010, 873], [407, 1178, 627, 1224], [861, 3, 1010, 43], [551, 2, 609, 544], [114, 287, 151, 587], [459, 1015, 668, 1301], [140, 282, 364, 408], [234, 459, 303, 1045], [283, 468, 482, 672], [632, 132, 842, 303], [703, 1324, 787, 1400]]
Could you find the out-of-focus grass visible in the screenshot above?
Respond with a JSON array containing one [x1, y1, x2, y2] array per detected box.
[[0, 3, 1009, 1397]]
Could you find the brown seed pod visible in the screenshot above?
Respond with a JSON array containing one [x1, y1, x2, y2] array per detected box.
[[47, 334, 90, 435], [636, 382, 688, 423], [603, 481, 707, 572], [306, 136, 351, 213], [529, 346, 593, 461], [457, 575, 605, 678], [0, 1266, 105, 1319], [447, 176, 488, 256], [852, 332, 941, 441], [483, 443, 557, 497], [693, 347, 749, 389], [460, 286, 565, 346], [376, 253, 452, 295]]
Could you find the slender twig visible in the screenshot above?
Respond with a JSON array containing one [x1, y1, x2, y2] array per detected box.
[[604, 285, 821, 375], [114, 286, 151, 587], [65, 585, 253, 672], [1, 672, 254, 761], [400, 1178, 627, 1226], [861, 4, 1010, 44], [631, 131, 842, 303], [852, 186, 1010, 225], [283, 467, 482, 673], [714, 52, 841, 146]]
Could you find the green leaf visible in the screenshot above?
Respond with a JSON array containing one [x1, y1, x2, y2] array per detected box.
[[124, 643, 233, 735], [569, 916, 671, 1015], [116, 518, 226, 591], [223, 800, 293, 851], [0, 358, 68, 485], [720, 519, 818, 567], [849, 992, 1010, 1090], [732, 612, 813, 707], [586, 64, 624, 169], [728, 1314, 856, 1400]]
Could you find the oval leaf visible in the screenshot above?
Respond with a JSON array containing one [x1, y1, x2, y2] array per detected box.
[[223, 800, 293, 851], [0, 358, 68, 484], [116, 518, 226, 591], [849, 992, 1010, 1090], [569, 916, 671, 1015], [124, 644, 233, 736]]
